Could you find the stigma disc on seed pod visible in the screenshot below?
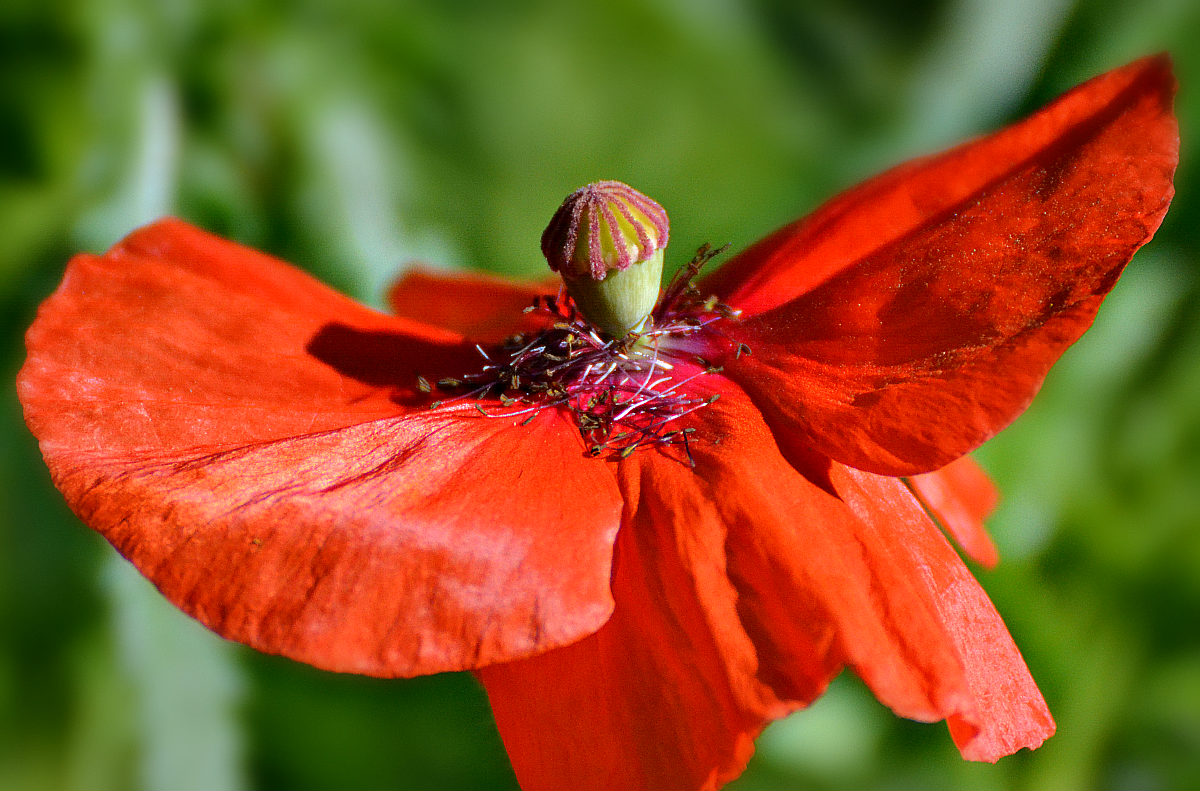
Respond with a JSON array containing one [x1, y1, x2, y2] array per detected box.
[[541, 180, 670, 338]]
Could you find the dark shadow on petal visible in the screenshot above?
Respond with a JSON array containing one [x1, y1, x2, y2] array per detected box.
[[763, 420, 837, 498], [305, 322, 481, 405]]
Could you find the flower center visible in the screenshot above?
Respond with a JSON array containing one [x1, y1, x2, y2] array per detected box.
[[424, 245, 741, 466]]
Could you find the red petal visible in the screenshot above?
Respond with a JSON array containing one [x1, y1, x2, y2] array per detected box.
[[481, 378, 1049, 789], [24, 220, 467, 449], [20, 219, 623, 676], [909, 456, 1000, 568], [686, 384, 1046, 744], [706, 56, 1176, 314], [711, 57, 1178, 474], [832, 465, 1055, 760], [387, 266, 558, 344], [480, 440, 796, 791]]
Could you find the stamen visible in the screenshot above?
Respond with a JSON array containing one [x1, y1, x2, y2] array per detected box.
[[421, 244, 740, 463]]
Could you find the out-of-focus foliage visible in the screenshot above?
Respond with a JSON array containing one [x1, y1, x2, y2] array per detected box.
[[2, 0, 1197, 788]]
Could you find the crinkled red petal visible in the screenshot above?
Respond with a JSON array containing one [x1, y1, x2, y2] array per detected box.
[[480, 376, 1051, 789], [694, 383, 1051, 757], [909, 455, 1000, 568], [479, 432, 799, 791], [708, 57, 1178, 475], [831, 465, 1055, 760], [19, 218, 623, 676], [387, 266, 559, 344]]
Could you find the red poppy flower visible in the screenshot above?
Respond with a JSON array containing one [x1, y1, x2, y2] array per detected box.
[[19, 57, 1177, 790]]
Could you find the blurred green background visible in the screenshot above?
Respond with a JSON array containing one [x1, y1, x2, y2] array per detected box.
[[2, 0, 1198, 788]]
